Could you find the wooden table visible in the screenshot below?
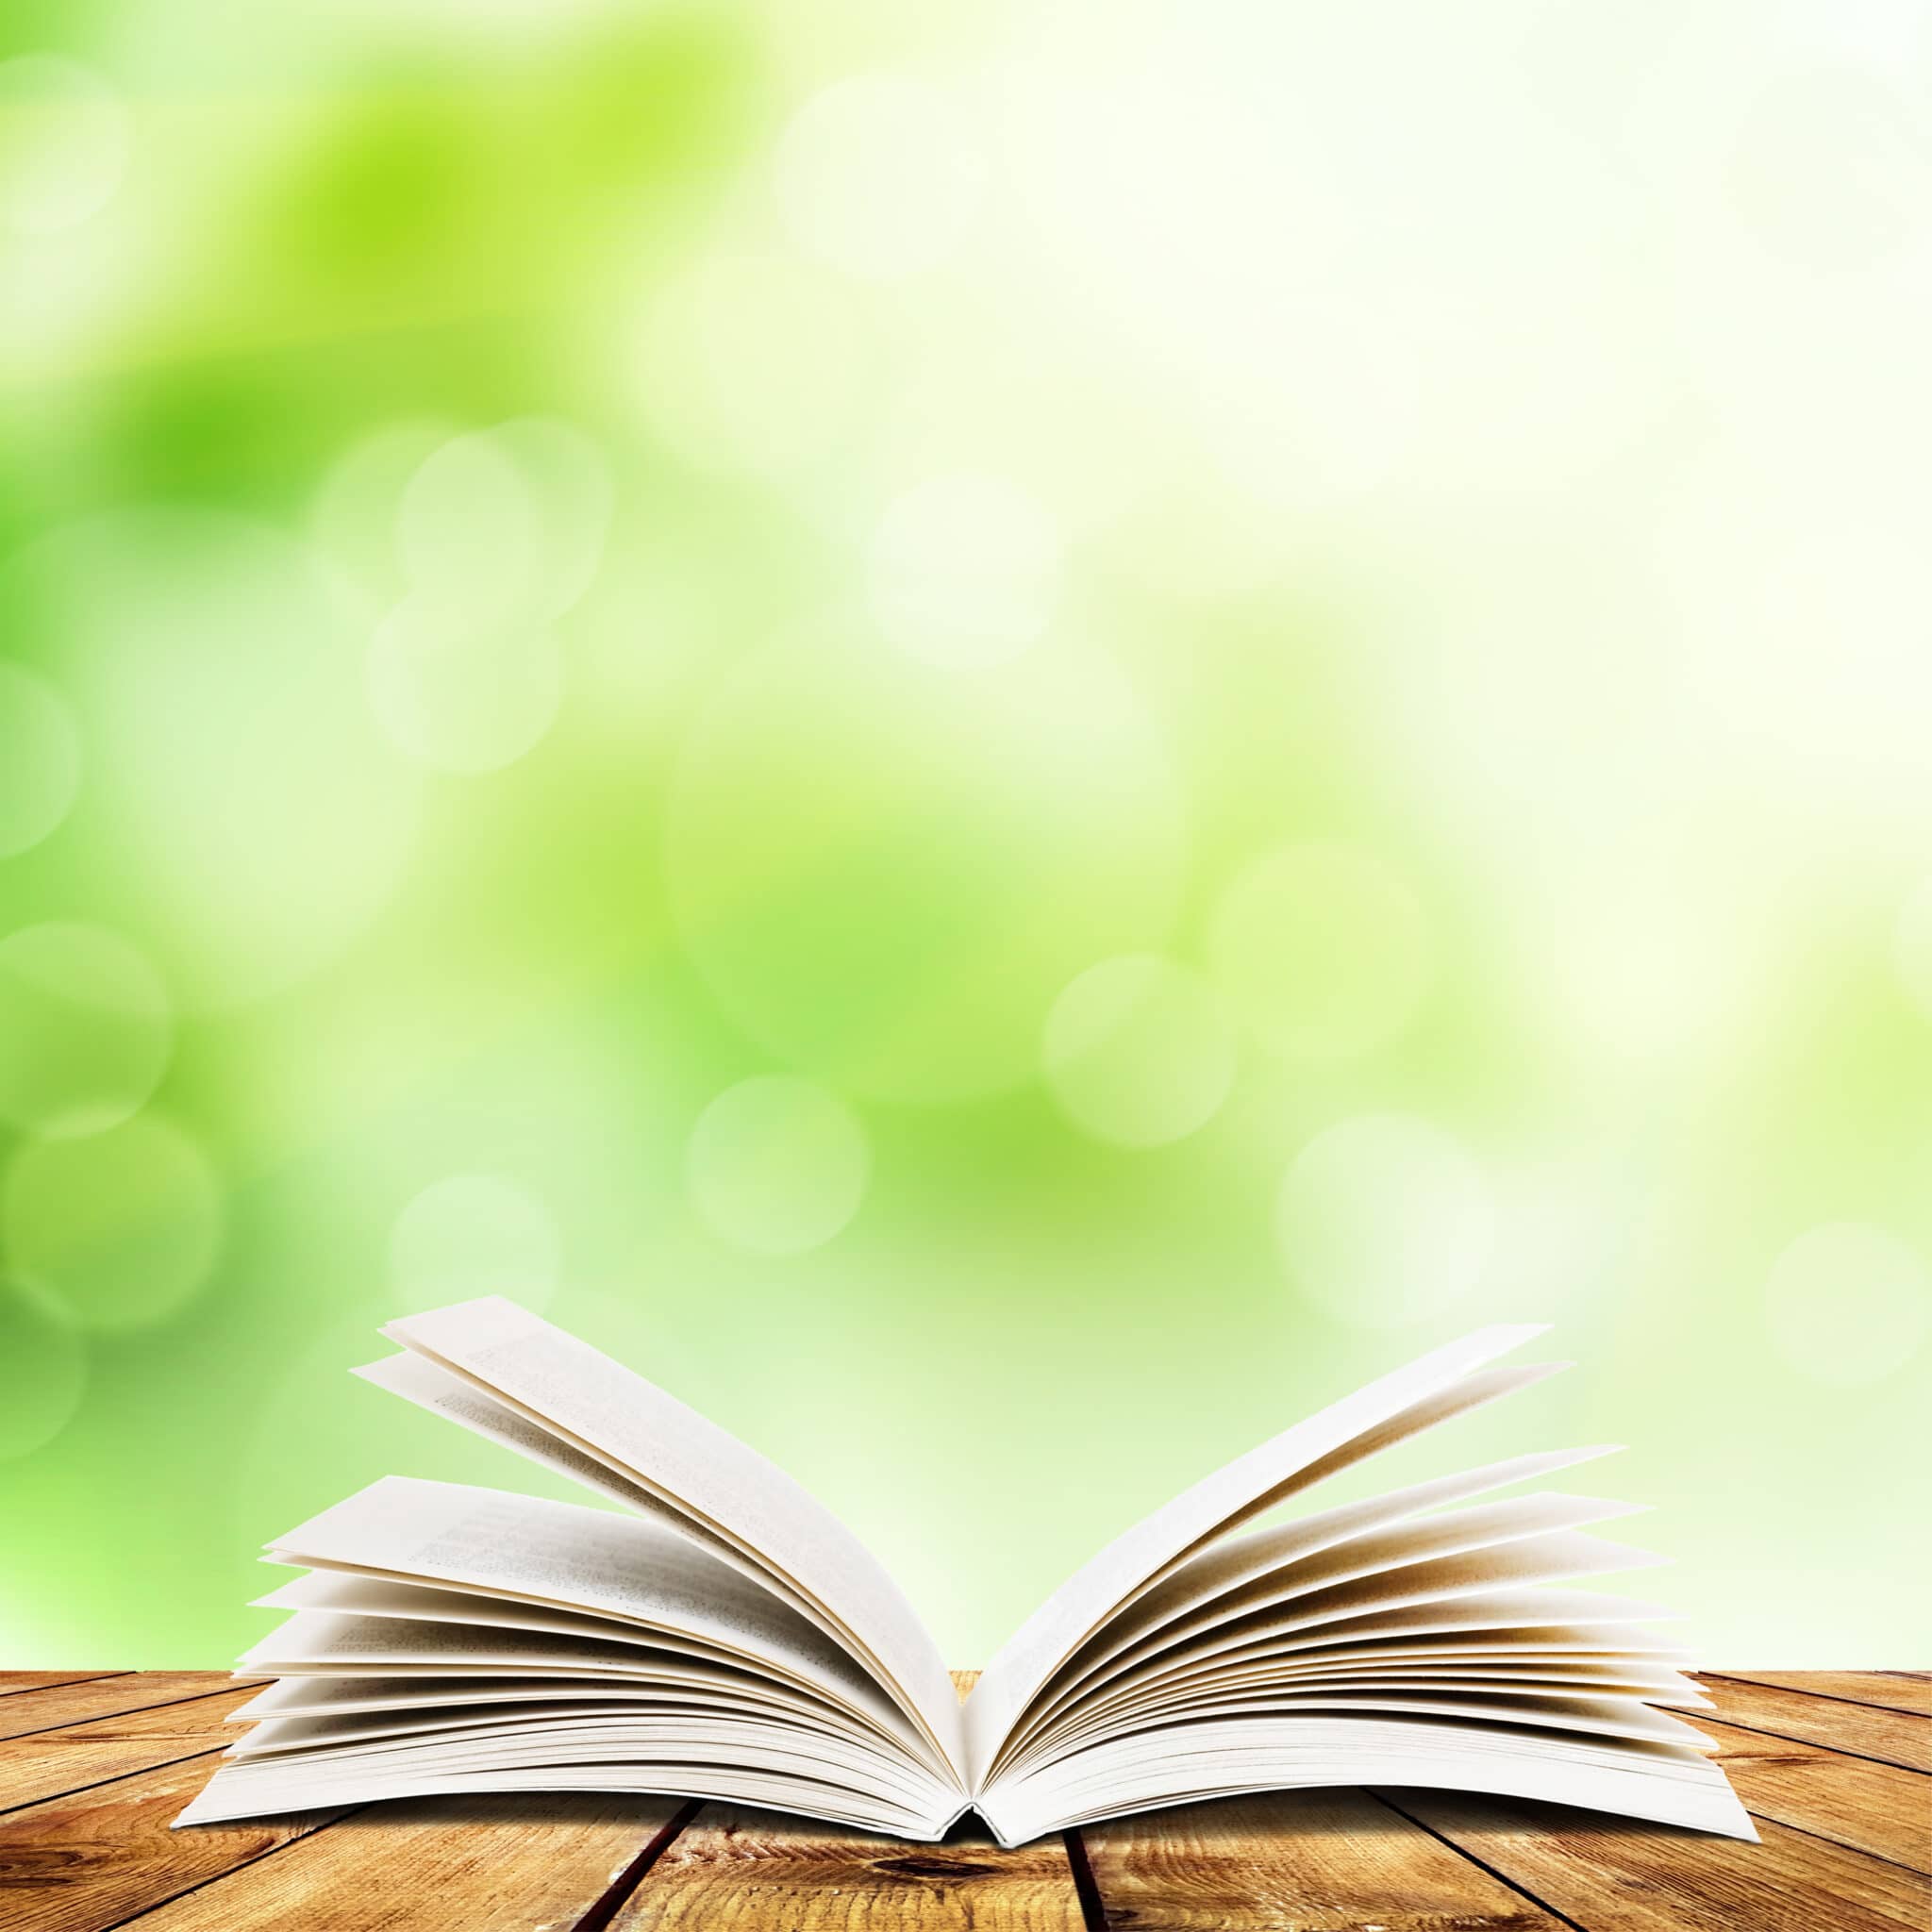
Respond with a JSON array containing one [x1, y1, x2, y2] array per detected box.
[[0, 1670, 1925, 1928]]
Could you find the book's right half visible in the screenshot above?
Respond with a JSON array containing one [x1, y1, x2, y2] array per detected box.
[[968, 1327, 1754, 1847]]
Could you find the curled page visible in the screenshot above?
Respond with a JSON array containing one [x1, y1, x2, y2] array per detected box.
[[382, 1296, 963, 1779], [965, 1324, 1550, 1781]]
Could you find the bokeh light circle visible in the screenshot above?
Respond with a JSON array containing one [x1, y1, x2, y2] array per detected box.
[[666, 633, 1185, 1102], [308, 419, 455, 611], [397, 428, 540, 616], [0, 509, 421, 1008], [638, 254, 871, 475], [390, 1174, 561, 1313], [4, 1113, 223, 1333], [0, 55, 129, 236], [1894, 874, 1932, 1023], [490, 416, 614, 620], [0, 923, 172, 1138], [0, 661, 82, 857], [396, 418, 612, 624], [368, 592, 563, 774], [1208, 841, 1432, 1060], [774, 74, 985, 280], [1042, 954, 1236, 1147], [869, 473, 1060, 668], [0, 1278, 87, 1461], [1276, 1114, 1494, 1328], [1764, 1222, 1929, 1387], [686, 1075, 870, 1256]]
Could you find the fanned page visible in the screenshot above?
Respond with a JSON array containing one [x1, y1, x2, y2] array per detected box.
[[376, 1296, 962, 1773], [963, 1323, 1552, 1777], [964, 1326, 1753, 1845], [177, 1298, 971, 1836]]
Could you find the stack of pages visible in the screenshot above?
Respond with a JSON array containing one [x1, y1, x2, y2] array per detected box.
[[177, 1300, 1752, 1843]]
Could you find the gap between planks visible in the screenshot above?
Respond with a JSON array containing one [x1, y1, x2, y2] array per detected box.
[[0, 1676, 130, 1703], [1688, 1674, 1932, 1775], [2, 1672, 1926, 1932]]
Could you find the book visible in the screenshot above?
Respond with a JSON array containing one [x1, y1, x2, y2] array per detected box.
[[175, 1297, 1755, 1843]]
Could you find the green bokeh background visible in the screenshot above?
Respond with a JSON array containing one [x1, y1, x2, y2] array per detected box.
[[3, 1, 1929, 1670]]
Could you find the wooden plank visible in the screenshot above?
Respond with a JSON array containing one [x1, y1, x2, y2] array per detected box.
[[129, 1792, 685, 1932], [1695, 1674, 1932, 1774], [1383, 1790, 1932, 1932], [611, 1805, 1084, 1930], [0, 1678, 126, 1703], [0, 1689, 257, 1816], [1711, 1672, 1932, 1719], [1681, 1712, 1932, 1873], [1081, 1788, 1566, 1930], [0, 1750, 331, 1932], [0, 1676, 238, 1745]]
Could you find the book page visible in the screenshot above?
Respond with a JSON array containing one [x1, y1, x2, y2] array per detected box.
[[1018, 1446, 1615, 1731], [231, 1690, 878, 1761], [352, 1352, 824, 1631], [249, 1574, 901, 1739], [1071, 1527, 1665, 1706], [965, 1324, 1550, 1779], [976, 1710, 1755, 1847], [1003, 1508, 1663, 1776], [1038, 1491, 1646, 1725], [258, 1572, 731, 1642], [260, 1474, 927, 1760], [382, 1296, 962, 1776], [225, 1707, 941, 1811], [1022, 1649, 1707, 1769], [234, 1670, 818, 1721], [178, 1745, 952, 1838]]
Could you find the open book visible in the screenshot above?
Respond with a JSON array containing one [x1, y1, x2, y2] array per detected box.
[[176, 1298, 1754, 1843]]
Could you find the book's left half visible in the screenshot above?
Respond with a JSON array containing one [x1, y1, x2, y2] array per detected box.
[[174, 1299, 970, 1837]]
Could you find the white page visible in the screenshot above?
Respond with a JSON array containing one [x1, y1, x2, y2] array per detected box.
[[250, 1578, 883, 1731], [251, 1562, 874, 1721], [965, 1325, 1549, 1777], [1043, 1687, 1706, 1751], [353, 1352, 825, 1631], [1018, 1448, 1618, 1732], [1073, 1647, 1707, 1707], [1030, 1661, 1710, 1764], [232, 1671, 807, 1722], [178, 1754, 944, 1836], [1003, 1526, 1668, 1771], [240, 1609, 739, 1677], [1031, 1491, 1646, 1732], [231, 1692, 873, 1760], [1175, 1587, 1683, 1657], [978, 1712, 1755, 1846], [383, 1297, 961, 1774], [257, 1573, 727, 1644], [225, 1714, 938, 1810], [1088, 1663, 1707, 1715], [259, 1474, 924, 1758], [1051, 1612, 1694, 1728]]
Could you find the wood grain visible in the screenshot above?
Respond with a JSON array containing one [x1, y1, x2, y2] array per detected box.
[[1682, 1712, 1932, 1872], [0, 1679, 126, 1703], [130, 1791, 684, 1932], [1696, 1674, 1932, 1774], [0, 1751, 332, 1932], [1081, 1787, 1566, 1930], [1383, 1790, 1932, 1932], [0, 1689, 257, 1817], [1709, 1672, 1932, 1719], [610, 1805, 1084, 1930], [0, 1677, 239, 1746], [0, 1671, 1927, 1930]]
